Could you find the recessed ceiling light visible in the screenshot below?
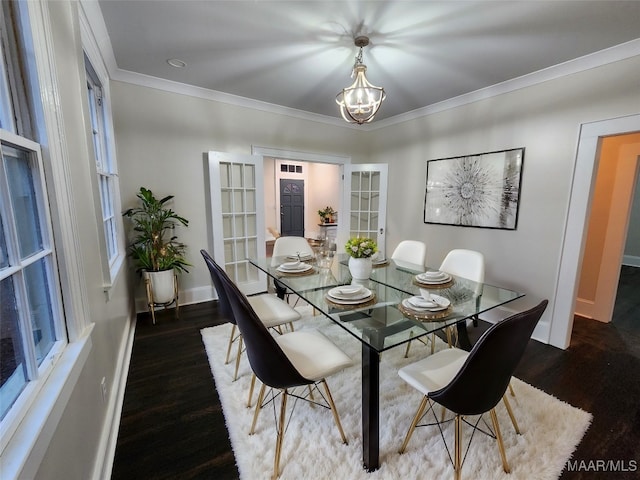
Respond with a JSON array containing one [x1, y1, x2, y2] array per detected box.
[[167, 58, 187, 68]]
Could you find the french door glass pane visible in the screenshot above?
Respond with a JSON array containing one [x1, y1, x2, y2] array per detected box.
[[24, 258, 55, 364], [4, 145, 43, 258], [0, 276, 28, 420]]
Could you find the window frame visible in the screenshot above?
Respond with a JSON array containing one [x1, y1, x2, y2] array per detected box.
[[0, 128, 68, 451], [80, 9, 125, 292], [0, 1, 93, 475]]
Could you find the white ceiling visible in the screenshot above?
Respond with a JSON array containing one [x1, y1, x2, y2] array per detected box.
[[97, 0, 640, 123]]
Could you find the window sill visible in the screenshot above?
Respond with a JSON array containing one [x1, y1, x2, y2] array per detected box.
[[0, 324, 94, 480]]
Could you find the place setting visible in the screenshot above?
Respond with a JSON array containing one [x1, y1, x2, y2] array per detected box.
[[325, 284, 376, 309], [371, 252, 389, 268], [413, 269, 454, 288], [285, 252, 314, 262], [399, 290, 452, 321], [275, 260, 316, 277]]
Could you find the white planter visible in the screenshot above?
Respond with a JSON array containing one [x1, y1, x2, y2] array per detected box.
[[144, 269, 176, 304], [348, 257, 373, 280]]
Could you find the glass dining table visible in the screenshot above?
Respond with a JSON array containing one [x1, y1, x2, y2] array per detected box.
[[247, 253, 524, 472]]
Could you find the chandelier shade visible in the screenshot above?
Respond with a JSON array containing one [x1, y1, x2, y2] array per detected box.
[[336, 36, 386, 124]]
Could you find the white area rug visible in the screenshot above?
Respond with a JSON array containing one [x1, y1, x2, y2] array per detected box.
[[201, 313, 591, 480]]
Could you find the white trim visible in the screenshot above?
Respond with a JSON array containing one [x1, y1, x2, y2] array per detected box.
[[374, 39, 640, 130], [622, 255, 640, 267], [0, 325, 94, 480], [550, 114, 640, 349], [26, 0, 91, 341], [79, 4, 640, 129], [92, 317, 135, 480], [251, 146, 350, 165]]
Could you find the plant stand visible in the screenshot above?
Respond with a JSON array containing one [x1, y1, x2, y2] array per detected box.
[[145, 272, 180, 325]]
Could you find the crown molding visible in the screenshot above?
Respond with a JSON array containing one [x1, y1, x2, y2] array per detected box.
[[81, 1, 640, 131]]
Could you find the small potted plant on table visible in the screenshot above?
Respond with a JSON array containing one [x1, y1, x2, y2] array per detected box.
[[318, 206, 336, 223]]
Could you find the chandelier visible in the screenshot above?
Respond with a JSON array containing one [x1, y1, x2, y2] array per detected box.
[[336, 36, 386, 124]]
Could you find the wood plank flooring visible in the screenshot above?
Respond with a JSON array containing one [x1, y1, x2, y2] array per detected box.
[[111, 266, 639, 479]]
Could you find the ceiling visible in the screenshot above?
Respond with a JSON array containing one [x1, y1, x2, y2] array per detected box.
[[97, 0, 640, 124]]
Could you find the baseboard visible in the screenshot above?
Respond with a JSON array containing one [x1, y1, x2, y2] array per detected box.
[[622, 255, 640, 267], [92, 315, 137, 480]]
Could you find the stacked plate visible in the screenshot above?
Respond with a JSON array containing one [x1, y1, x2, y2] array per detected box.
[[276, 261, 313, 273], [372, 256, 388, 266], [326, 285, 374, 305], [402, 294, 450, 312], [415, 270, 452, 285], [285, 253, 313, 261]]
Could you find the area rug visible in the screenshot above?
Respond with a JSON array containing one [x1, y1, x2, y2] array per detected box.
[[201, 313, 591, 480]]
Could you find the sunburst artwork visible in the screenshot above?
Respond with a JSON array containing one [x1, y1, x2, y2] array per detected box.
[[424, 148, 524, 229]]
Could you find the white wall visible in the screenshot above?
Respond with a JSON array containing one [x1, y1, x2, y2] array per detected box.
[[624, 168, 640, 265], [365, 55, 640, 345], [112, 81, 368, 306]]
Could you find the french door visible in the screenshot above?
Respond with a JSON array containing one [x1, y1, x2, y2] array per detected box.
[[207, 151, 266, 295], [342, 164, 388, 257], [208, 151, 388, 294]]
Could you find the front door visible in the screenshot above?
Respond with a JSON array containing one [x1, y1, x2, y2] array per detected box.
[[279, 179, 305, 237]]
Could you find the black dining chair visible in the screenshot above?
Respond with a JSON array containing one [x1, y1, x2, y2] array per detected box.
[[200, 250, 301, 383], [398, 300, 548, 480], [209, 255, 353, 479]]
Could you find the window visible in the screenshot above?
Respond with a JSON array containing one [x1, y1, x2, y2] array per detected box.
[[0, 131, 66, 422], [85, 57, 119, 267], [0, 1, 87, 463]]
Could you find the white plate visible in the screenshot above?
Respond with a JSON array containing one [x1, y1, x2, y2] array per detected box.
[[286, 254, 313, 261], [276, 264, 312, 273], [372, 258, 388, 265], [408, 296, 440, 309], [416, 272, 451, 284], [327, 293, 375, 305], [328, 286, 372, 301], [280, 261, 303, 270], [402, 294, 450, 311]]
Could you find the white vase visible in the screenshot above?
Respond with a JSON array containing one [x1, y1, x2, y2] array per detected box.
[[348, 256, 373, 280], [144, 269, 176, 304]]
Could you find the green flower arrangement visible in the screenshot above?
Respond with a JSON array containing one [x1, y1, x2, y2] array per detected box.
[[345, 236, 377, 258]]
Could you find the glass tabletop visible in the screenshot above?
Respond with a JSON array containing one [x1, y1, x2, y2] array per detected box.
[[248, 253, 523, 354]]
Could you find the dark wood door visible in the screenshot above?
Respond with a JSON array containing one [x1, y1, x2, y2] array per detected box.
[[280, 179, 305, 236]]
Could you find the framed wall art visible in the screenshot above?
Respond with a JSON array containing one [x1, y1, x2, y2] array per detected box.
[[423, 147, 524, 230]]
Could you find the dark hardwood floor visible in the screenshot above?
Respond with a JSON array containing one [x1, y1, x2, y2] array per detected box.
[[111, 266, 639, 479]]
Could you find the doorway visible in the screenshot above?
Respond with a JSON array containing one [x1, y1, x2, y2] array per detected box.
[[575, 133, 640, 323], [550, 114, 640, 349], [279, 179, 305, 236]]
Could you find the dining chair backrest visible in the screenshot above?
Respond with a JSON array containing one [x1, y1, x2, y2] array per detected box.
[[439, 249, 485, 283], [391, 240, 427, 267], [430, 300, 548, 416], [209, 256, 311, 389], [272, 236, 314, 257], [201, 249, 233, 321]]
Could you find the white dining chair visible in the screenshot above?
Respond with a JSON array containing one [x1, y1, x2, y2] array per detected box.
[[391, 240, 427, 269]]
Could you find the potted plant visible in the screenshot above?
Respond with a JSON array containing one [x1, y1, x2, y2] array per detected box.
[[318, 206, 336, 223], [345, 236, 377, 280], [123, 187, 190, 306]]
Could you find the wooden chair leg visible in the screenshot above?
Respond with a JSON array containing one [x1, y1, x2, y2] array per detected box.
[[502, 393, 520, 434], [490, 408, 511, 473], [454, 415, 462, 480], [233, 335, 243, 381], [321, 379, 347, 444], [225, 325, 237, 365], [247, 374, 257, 407], [399, 396, 429, 454], [273, 389, 288, 479], [250, 383, 266, 435]]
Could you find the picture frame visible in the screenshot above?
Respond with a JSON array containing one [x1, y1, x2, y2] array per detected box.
[[423, 148, 524, 230]]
